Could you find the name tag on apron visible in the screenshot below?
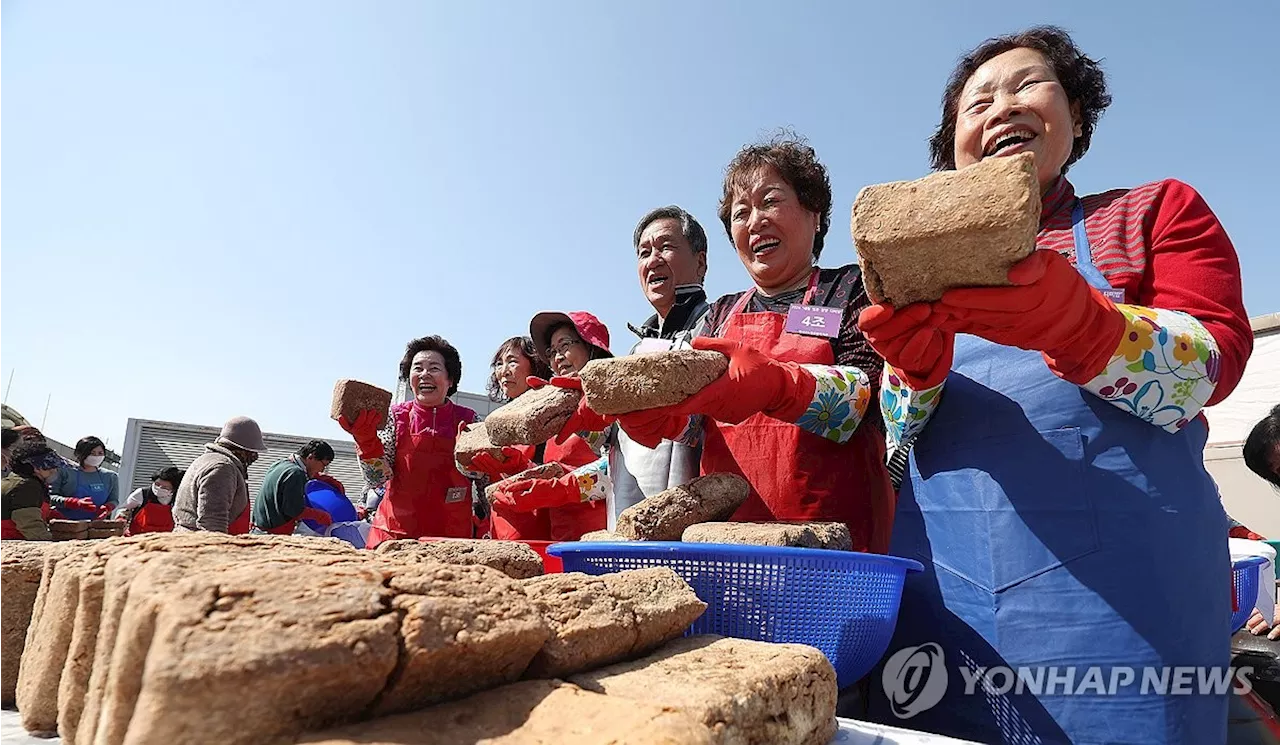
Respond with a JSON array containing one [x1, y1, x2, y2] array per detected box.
[[1101, 288, 1125, 303], [445, 486, 469, 504], [784, 304, 842, 338]]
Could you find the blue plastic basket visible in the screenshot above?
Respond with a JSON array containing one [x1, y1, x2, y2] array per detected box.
[[1231, 556, 1267, 633], [548, 542, 922, 687]]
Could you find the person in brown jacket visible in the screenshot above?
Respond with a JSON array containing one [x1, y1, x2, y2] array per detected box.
[[172, 416, 268, 534]]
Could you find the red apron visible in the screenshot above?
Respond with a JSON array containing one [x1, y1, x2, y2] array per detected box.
[[1, 520, 23, 540], [543, 434, 607, 542], [128, 502, 175, 535], [367, 414, 473, 549], [700, 271, 895, 553], [229, 505, 251, 535], [491, 444, 552, 541]]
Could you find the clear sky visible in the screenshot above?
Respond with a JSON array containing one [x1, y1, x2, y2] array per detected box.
[[3, 0, 1277, 451]]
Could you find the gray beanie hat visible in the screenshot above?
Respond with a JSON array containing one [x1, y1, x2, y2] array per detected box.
[[217, 416, 268, 453]]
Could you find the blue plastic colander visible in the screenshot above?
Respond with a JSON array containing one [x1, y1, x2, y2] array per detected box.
[[1231, 556, 1267, 633], [548, 541, 922, 686]]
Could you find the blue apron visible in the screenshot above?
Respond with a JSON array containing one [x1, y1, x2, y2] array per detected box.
[[869, 202, 1230, 744], [61, 470, 110, 520]]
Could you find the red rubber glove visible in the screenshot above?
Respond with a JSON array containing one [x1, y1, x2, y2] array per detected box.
[[298, 506, 333, 527], [96, 504, 115, 520], [469, 447, 536, 478], [338, 409, 385, 459], [934, 250, 1125, 384], [615, 408, 691, 450], [658, 336, 816, 422], [355, 505, 369, 520], [489, 472, 581, 512], [64, 497, 97, 512], [857, 303, 954, 390], [532, 376, 616, 445]]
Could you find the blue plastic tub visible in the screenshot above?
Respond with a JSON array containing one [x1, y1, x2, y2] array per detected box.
[[548, 541, 922, 686], [1232, 556, 1267, 632]]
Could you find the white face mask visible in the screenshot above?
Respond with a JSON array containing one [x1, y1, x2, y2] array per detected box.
[[85, 455, 106, 468], [152, 485, 173, 503]]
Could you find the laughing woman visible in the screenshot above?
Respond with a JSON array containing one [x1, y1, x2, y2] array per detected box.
[[339, 335, 477, 548], [861, 27, 1254, 744]]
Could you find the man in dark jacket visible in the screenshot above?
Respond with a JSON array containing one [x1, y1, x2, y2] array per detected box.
[[252, 440, 337, 534], [606, 205, 713, 526]]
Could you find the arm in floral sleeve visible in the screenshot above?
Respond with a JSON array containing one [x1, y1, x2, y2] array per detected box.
[[357, 421, 396, 492], [791, 365, 874, 444], [1079, 304, 1221, 433], [569, 454, 611, 504], [879, 369, 945, 450]]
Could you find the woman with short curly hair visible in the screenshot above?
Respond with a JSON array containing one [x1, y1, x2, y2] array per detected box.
[[339, 334, 478, 547], [860, 27, 1253, 743], [613, 132, 897, 553]]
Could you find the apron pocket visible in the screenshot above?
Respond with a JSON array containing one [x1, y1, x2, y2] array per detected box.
[[905, 427, 1100, 593]]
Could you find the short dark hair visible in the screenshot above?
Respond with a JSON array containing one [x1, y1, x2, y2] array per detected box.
[[2, 428, 18, 450], [9, 441, 56, 478], [634, 206, 708, 257], [1243, 404, 1280, 489], [930, 25, 1111, 174], [487, 336, 553, 402], [297, 439, 336, 462], [398, 335, 463, 397], [151, 466, 185, 488], [718, 131, 832, 259], [75, 436, 106, 462]]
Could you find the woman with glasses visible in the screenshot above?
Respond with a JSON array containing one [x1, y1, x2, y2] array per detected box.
[[486, 312, 612, 541], [339, 335, 478, 548], [466, 336, 555, 540]]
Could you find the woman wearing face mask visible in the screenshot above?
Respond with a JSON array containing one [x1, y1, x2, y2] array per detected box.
[[340, 335, 477, 549], [114, 467, 183, 535], [467, 336, 555, 540], [486, 312, 612, 542], [49, 436, 120, 521], [1, 441, 60, 540], [859, 27, 1253, 744]]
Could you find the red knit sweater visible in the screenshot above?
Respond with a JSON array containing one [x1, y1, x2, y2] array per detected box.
[[1038, 177, 1253, 404]]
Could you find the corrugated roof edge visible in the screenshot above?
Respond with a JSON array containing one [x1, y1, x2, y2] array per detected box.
[[1250, 313, 1280, 335]]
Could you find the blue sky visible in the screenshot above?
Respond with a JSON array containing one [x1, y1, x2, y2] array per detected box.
[[3, 0, 1277, 450]]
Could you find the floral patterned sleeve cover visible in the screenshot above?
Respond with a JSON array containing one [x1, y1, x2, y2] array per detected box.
[[1081, 304, 1220, 433], [790, 365, 874, 444], [879, 372, 945, 451], [567, 455, 610, 504]]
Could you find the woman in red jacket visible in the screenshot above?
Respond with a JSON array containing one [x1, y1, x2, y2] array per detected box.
[[341, 335, 477, 549], [467, 336, 554, 540], [859, 26, 1253, 744], [486, 312, 613, 542]]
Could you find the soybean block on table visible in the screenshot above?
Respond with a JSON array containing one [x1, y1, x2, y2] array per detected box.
[[484, 384, 582, 446], [570, 635, 839, 745], [681, 521, 853, 550], [616, 473, 750, 541], [578, 350, 728, 415], [851, 151, 1041, 307], [483, 462, 567, 502], [1, 542, 51, 707], [298, 679, 714, 745], [100, 559, 549, 745], [375, 538, 545, 579], [330, 379, 392, 430], [580, 529, 631, 542], [454, 420, 503, 469], [520, 568, 706, 679]]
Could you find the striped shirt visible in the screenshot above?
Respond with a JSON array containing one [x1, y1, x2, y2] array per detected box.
[[1038, 177, 1252, 405]]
